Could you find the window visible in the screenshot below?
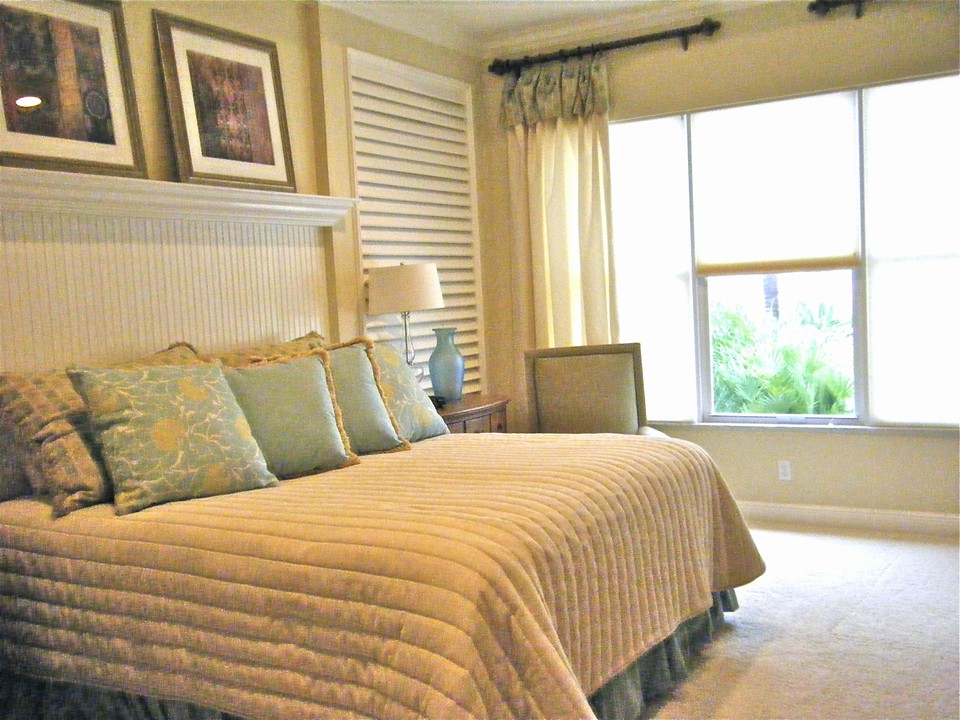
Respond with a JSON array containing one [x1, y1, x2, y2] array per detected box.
[[611, 75, 959, 426]]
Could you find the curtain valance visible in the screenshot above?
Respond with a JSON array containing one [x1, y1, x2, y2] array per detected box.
[[501, 55, 609, 127]]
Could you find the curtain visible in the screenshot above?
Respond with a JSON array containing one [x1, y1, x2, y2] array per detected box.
[[503, 55, 618, 349]]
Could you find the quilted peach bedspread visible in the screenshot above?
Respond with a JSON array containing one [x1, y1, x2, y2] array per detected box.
[[0, 433, 764, 719]]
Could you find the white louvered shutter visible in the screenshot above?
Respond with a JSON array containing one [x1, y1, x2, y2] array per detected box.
[[347, 50, 485, 394]]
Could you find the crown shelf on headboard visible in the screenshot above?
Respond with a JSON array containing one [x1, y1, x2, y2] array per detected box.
[[0, 168, 358, 372], [0, 167, 356, 227]]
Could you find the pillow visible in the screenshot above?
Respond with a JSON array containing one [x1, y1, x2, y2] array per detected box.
[[205, 331, 326, 368], [325, 338, 410, 455], [0, 342, 206, 516], [371, 342, 449, 442], [68, 364, 277, 515], [224, 354, 357, 478]]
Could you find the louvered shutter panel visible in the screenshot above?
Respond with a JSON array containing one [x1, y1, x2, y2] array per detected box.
[[348, 50, 485, 394]]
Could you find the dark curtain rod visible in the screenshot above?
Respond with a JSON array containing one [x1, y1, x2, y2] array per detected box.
[[808, 0, 869, 18], [487, 17, 721, 76]]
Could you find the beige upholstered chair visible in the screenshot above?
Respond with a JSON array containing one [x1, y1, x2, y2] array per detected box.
[[525, 343, 667, 436]]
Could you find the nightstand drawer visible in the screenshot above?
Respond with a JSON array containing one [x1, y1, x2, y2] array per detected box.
[[437, 394, 510, 434], [464, 416, 491, 433]]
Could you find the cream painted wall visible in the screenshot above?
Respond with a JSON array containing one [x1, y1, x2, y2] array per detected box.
[[472, 1, 960, 516], [304, 4, 481, 341], [665, 424, 959, 516], [116, 1, 480, 342]]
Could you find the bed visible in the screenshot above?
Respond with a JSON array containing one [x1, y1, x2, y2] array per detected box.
[[1, 169, 763, 719], [0, 336, 765, 720]]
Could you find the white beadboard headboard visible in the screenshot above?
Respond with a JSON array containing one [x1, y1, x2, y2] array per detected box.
[[0, 168, 355, 372]]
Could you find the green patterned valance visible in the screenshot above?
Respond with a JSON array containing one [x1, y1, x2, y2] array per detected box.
[[501, 54, 609, 127]]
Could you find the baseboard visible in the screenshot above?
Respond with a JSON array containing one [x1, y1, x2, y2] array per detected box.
[[738, 501, 960, 538]]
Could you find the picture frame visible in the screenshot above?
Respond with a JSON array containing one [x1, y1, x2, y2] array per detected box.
[[153, 11, 295, 192], [0, 0, 145, 177]]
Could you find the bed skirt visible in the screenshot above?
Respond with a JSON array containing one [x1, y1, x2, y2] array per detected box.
[[0, 591, 736, 720]]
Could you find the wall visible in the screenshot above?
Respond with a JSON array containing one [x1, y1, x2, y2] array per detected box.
[[473, 0, 960, 518], [306, 4, 481, 342], [115, 1, 480, 343], [31, 0, 958, 518]]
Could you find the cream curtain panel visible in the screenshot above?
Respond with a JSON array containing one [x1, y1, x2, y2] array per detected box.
[[502, 55, 618, 348]]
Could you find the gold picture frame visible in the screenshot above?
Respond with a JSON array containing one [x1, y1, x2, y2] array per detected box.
[[0, 0, 145, 177], [154, 11, 295, 192]]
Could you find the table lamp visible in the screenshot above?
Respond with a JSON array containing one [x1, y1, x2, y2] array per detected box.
[[367, 262, 445, 371]]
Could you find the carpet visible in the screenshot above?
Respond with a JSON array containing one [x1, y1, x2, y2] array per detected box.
[[649, 524, 960, 720]]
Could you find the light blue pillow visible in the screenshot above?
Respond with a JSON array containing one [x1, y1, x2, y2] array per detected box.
[[224, 354, 357, 478], [327, 339, 410, 455], [68, 364, 277, 515], [371, 342, 449, 442]]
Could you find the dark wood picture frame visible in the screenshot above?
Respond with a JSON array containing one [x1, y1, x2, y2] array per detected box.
[[0, 0, 146, 177], [153, 11, 295, 192]]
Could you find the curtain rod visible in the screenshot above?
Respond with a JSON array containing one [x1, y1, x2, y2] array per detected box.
[[487, 17, 721, 76], [808, 0, 869, 18]]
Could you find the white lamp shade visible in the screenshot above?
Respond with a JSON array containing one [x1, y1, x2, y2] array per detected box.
[[367, 263, 445, 315]]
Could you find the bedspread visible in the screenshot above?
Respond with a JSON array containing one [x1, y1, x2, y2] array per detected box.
[[0, 433, 764, 720]]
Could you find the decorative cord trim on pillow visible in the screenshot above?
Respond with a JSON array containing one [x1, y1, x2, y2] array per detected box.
[[68, 363, 277, 515], [224, 353, 359, 478], [0, 343, 206, 517]]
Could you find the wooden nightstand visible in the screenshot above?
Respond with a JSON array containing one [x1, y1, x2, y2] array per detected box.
[[436, 393, 510, 434]]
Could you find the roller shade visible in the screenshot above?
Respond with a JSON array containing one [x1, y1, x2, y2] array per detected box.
[[691, 92, 861, 276]]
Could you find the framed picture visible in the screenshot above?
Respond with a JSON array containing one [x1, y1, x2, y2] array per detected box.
[[154, 11, 295, 192], [0, 0, 145, 176]]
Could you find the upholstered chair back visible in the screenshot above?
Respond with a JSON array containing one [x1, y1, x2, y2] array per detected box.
[[525, 343, 663, 435]]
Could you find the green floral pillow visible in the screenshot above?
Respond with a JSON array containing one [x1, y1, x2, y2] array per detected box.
[[68, 364, 277, 515], [0, 343, 206, 516], [224, 354, 358, 478], [371, 342, 449, 442]]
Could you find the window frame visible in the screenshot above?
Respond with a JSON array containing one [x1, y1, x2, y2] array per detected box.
[[612, 75, 958, 429]]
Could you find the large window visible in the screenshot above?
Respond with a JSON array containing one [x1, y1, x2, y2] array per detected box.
[[611, 75, 958, 426]]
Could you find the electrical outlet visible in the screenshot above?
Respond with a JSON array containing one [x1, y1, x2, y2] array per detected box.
[[778, 460, 792, 481]]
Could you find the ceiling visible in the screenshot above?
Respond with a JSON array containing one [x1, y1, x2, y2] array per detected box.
[[323, 1, 747, 58]]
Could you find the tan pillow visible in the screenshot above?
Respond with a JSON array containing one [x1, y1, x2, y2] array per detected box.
[[0, 343, 205, 517], [203, 331, 326, 368]]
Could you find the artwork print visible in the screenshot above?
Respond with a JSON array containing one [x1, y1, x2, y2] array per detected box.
[[0, 0, 144, 176], [0, 4, 114, 143], [154, 11, 295, 191], [186, 51, 274, 165]]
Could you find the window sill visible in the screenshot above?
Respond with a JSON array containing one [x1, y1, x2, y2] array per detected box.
[[652, 420, 959, 438]]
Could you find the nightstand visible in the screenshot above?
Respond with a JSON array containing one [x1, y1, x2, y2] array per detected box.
[[437, 393, 509, 434]]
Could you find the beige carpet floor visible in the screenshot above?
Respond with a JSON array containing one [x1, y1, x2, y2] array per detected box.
[[649, 524, 960, 720]]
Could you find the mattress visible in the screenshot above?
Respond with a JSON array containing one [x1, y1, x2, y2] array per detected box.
[[0, 432, 765, 720]]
